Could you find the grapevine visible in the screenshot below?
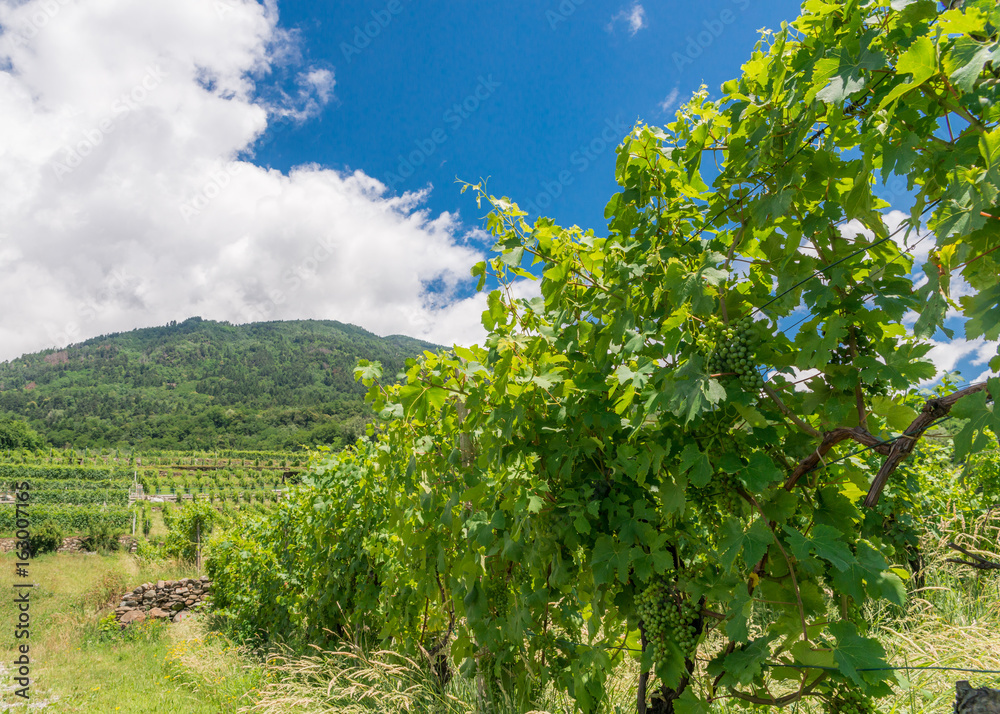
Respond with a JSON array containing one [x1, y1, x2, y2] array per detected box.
[[827, 684, 876, 714], [701, 316, 766, 391], [829, 329, 888, 397], [206, 2, 1000, 711], [635, 582, 700, 670]]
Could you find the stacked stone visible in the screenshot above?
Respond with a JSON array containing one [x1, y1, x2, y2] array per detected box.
[[56, 536, 139, 553], [115, 576, 212, 627], [0, 536, 138, 553]]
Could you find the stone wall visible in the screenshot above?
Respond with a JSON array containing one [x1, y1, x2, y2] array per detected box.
[[58, 536, 138, 553], [0, 536, 138, 553], [115, 577, 211, 626]]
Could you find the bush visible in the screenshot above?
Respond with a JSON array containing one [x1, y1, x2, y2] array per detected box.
[[0, 419, 43, 451], [164, 500, 222, 562], [28, 519, 64, 556], [135, 538, 162, 562], [83, 521, 122, 553]]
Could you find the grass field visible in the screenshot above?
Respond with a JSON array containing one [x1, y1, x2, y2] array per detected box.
[[0, 551, 264, 713]]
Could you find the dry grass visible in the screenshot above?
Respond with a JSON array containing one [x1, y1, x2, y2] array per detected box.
[[245, 640, 472, 714]]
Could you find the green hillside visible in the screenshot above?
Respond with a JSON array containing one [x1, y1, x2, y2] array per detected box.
[[0, 317, 438, 451]]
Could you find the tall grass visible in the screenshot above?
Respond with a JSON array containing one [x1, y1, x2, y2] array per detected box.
[[234, 515, 1000, 714]]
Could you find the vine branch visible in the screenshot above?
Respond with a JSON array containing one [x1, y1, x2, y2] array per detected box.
[[784, 427, 892, 490], [763, 384, 822, 438], [946, 542, 1000, 571], [863, 382, 992, 508]]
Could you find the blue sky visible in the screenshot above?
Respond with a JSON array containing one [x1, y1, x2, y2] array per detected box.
[[0, 0, 994, 385], [254, 0, 800, 234]]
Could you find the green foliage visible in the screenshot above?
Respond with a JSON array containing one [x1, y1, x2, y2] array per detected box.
[[208, 443, 395, 646], [30, 488, 130, 506], [28, 518, 64, 556], [0, 464, 131, 482], [0, 418, 43, 450], [208, 1, 1000, 712], [163, 500, 223, 561], [0, 504, 131, 534], [967, 448, 1000, 505], [83, 520, 123, 553], [135, 537, 162, 561], [96, 612, 120, 641], [0, 318, 435, 451]]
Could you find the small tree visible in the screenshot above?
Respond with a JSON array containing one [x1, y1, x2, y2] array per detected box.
[[163, 500, 220, 567], [0, 419, 43, 451], [28, 520, 64, 556]]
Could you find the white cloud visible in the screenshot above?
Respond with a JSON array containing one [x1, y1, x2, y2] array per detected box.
[[972, 367, 1000, 383], [301, 68, 335, 104], [838, 210, 934, 268], [0, 0, 494, 361], [658, 87, 680, 114], [918, 337, 1000, 386], [608, 3, 646, 36]]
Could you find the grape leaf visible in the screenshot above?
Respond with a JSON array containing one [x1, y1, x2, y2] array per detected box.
[[720, 518, 773, 570], [951, 388, 995, 462], [829, 621, 891, 690], [679, 444, 714, 488], [784, 524, 855, 571], [719, 636, 775, 686]]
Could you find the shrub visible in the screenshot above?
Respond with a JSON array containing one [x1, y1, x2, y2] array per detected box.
[[163, 500, 222, 562], [28, 519, 64, 556], [83, 521, 122, 553], [135, 538, 162, 562]]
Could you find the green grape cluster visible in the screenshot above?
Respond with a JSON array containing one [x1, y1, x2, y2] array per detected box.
[[689, 473, 742, 519], [828, 685, 875, 714], [699, 316, 765, 390], [829, 330, 888, 397], [485, 571, 511, 619], [635, 582, 700, 665]]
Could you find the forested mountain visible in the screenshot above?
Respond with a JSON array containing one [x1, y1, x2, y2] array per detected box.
[[0, 317, 438, 450]]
